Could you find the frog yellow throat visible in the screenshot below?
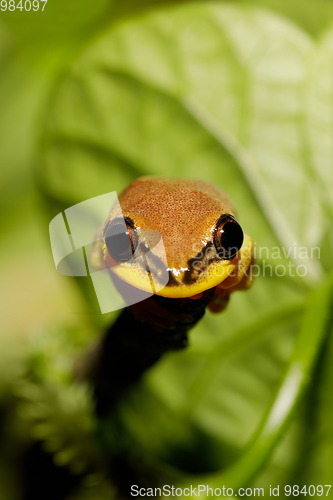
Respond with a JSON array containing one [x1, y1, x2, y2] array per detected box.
[[90, 176, 254, 314]]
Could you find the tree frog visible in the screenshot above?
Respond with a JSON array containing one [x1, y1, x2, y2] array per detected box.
[[91, 176, 254, 332]]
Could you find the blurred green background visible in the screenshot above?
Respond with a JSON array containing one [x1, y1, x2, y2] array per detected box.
[[1, 1, 333, 499]]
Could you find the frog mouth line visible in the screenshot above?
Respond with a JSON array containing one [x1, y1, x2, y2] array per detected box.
[[183, 241, 219, 285], [164, 241, 222, 287]]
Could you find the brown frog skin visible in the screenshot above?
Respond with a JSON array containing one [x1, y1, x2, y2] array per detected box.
[[91, 176, 254, 332]]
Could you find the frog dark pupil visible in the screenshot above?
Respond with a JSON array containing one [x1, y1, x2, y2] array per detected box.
[[214, 215, 244, 260], [104, 221, 136, 262], [219, 222, 243, 258], [106, 232, 131, 258]]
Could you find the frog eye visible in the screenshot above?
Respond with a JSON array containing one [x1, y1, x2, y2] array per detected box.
[[103, 217, 138, 263], [214, 214, 244, 260]]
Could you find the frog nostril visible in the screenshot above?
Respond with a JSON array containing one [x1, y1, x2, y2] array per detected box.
[[214, 214, 244, 260]]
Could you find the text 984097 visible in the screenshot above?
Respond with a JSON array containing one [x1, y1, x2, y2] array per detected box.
[[1, 0, 47, 11]]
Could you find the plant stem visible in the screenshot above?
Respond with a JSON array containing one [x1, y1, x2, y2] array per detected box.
[[90, 288, 215, 416]]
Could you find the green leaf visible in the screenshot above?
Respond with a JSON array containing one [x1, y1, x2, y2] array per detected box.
[[194, 271, 333, 494], [14, 0, 333, 493], [40, 4, 331, 280]]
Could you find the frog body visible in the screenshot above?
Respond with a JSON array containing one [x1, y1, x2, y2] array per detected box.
[[91, 176, 254, 327]]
